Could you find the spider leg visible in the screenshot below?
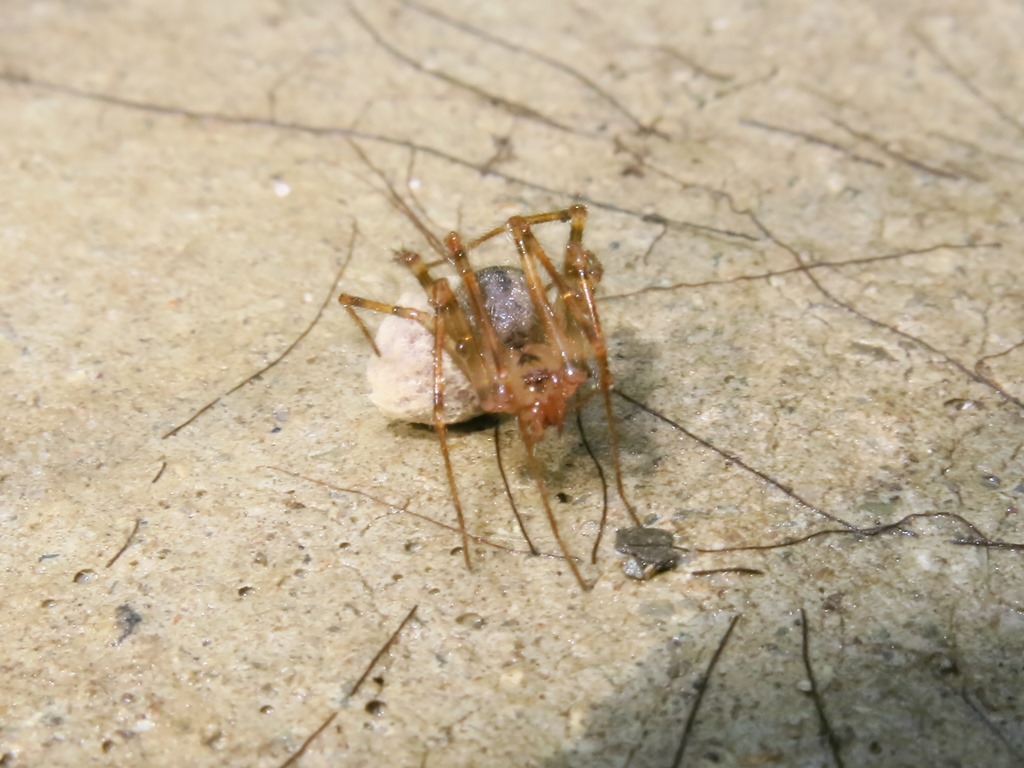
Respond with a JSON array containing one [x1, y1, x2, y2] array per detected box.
[[338, 286, 474, 568], [509, 211, 642, 527], [507, 217, 584, 376], [394, 249, 436, 292], [342, 304, 381, 356], [444, 232, 515, 409], [493, 423, 539, 556], [338, 293, 437, 325], [466, 208, 576, 251], [518, 420, 593, 591], [338, 293, 437, 357], [574, 284, 641, 525], [575, 408, 610, 564], [393, 250, 492, 396], [562, 242, 642, 527], [430, 278, 473, 572], [346, 139, 448, 259]]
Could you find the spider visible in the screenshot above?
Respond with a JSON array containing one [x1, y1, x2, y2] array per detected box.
[[339, 149, 640, 590]]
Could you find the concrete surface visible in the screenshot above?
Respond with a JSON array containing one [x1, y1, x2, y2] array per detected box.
[[1, 1, 1022, 766]]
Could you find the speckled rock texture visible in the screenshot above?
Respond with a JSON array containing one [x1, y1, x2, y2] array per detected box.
[[1, 1, 1022, 766]]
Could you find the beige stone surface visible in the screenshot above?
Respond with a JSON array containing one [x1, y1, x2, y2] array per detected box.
[[2, 1, 1023, 766]]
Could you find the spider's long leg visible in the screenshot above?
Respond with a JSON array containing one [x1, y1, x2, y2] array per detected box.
[[339, 288, 492, 399], [575, 409, 610, 564], [346, 139, 448, 259], [510, 208, 591, 354], [444, 232, 514, 406], [466, 208, 576, 250], [394, 250, 490, 395], [568, 251, 641, 526], [338, 293, 437, 357], [564, 208, 640, 524], [507, 218, 583, 374], [338, 294, 436, 326], [511, 210, 642, 526], [430, 279, 473, 571], [342, 305, 381, 356], [494, 423, 539, 556], [518, 421, 593, 591], [395, 249, 436, 292], [566, 202, 587, 247]]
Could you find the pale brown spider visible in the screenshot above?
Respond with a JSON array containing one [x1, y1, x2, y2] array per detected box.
[[340, 150, 639, 590]]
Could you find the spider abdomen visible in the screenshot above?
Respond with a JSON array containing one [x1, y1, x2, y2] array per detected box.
[[459, 266, 539, 349]]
